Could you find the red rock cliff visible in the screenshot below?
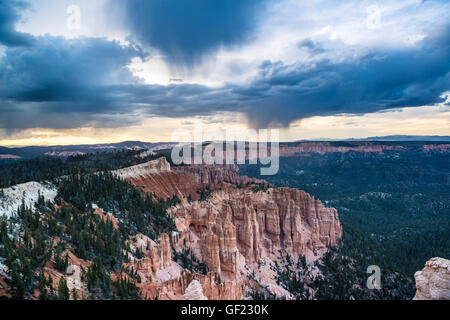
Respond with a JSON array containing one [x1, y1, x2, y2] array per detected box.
[[113, 158, 199, 199], [114, 157, 267, 200]]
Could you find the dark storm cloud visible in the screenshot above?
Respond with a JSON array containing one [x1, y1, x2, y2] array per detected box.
[[0, 0, 449, 133], [113, 0, 265, 66], [1, 105, 141, 135], [106, 21, 449, 127], [0, 0, 33, 46], [0, 36, 142, 104], [237, 25, 450, 127], [106, 83, 241, 118], [0, 33, 147, 130]]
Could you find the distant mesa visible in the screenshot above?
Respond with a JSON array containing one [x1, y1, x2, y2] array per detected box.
[[1, 138, 450, 161], [344, 135, 450, 142], [0, 142, 177, 160]]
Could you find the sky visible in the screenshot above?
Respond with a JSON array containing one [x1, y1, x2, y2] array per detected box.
[[0, 0, 449, 146]]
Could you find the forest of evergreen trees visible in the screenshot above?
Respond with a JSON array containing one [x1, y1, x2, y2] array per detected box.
[[240, 149, 450, 300], [0, 149, 165, 188], [0, 170, 178, 300]]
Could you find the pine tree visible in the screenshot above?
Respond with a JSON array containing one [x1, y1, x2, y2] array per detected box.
[[58, 277, 70, 300], [15, 277, 25, 300], [38, 270, 48, 300], [48, 275, 54, 295], [23, 259, 33, 286], [72, 288, 78, 300]]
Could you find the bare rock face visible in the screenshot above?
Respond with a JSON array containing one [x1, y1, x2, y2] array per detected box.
[[414, 257, 450, 300], [113, 158, 199, 199], [114, 157, 268, 201], [175, 165, 266, 188], [159, 233, 173, 268], [125, 233, 179, 285], [170, 187, 342, 274], [198, 272, 243, 300], [183, 280, 208, 300]]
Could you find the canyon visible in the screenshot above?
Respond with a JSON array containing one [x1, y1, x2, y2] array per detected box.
[[1, 142, 449, 300], [114, 157, 342, 299]]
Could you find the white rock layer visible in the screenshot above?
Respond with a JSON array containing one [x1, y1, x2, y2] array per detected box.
[[113, 157, 171, 179], [0, 181, 57, 218], [183, 280, 208, 300]]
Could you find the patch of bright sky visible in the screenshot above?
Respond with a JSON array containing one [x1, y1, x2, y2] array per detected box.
[[1, 103, 449, 146]]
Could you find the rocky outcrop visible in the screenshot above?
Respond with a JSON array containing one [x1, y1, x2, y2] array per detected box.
[[175, 165, 266, 188], [114, 157, 267, 200], [125, 233, 179, 285], [414, 257, 450, 300], [113, 158, 199, 199], [183, 280, 208, 300], [159, 233, 173, 269]]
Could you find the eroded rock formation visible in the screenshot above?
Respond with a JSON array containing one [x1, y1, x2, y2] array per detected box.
[[414, 257, 450, 300], [183, 280, 208, 300], [119, 158, 342, 300], [175, 164, 266, 188], [114, 158, 267, 201], [169, 187, 341, 275]]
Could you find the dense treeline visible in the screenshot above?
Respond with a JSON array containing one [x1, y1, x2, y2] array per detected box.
[[58, 172, 178, 239], [240, 150, 450, 299], [309, 245, 415, 300], [0, 150, 165, 188]]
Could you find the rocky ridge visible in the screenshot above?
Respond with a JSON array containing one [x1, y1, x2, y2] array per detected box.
[[113, 158, 266, 200], [0, 157, 342, 300], [113, 158, 199, 199]]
